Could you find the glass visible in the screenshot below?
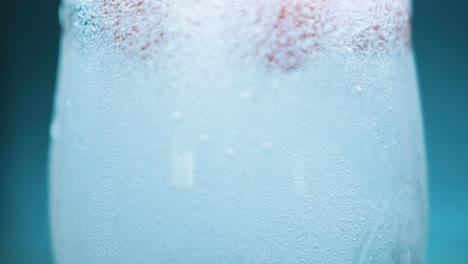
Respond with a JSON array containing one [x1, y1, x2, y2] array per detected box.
[[50, 0, 428, 263]]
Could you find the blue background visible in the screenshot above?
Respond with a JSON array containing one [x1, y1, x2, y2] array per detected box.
[[1, 0, 467, 263]]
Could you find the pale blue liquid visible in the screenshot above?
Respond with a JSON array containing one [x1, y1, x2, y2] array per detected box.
[[50, 2, 427, 263]]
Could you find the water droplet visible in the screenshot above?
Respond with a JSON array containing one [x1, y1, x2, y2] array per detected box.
[[260, 141, 273, 150], [225, 147, 236, 155], [271, 78, 280, 89], [240, 90, 253, 100], [324, 24, 334, 32], [353, 85, 364, 94], [200, 133, 209, 143], [171, 111, 184, 122], [66, 99, 72, 107]]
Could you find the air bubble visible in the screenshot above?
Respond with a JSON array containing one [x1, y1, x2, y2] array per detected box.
[[225, 147, 236, 155], [200, 133, 209, 143], [260, 141, 273, 150], [324, 24, 334, 32], [240, 90, 254, 100], [271, 78, 280, 89], [171, 111, 184, 122], [353, 85, 364, 94]]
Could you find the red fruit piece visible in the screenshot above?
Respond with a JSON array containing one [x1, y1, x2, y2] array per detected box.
[[253, 1, 326, 71], [244, 0, 411, 71], [350, 1, 412, 52], [102, 0, 168, 59]]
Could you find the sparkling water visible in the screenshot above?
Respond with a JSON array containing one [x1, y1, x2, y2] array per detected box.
[[50, 0, 427, 263]]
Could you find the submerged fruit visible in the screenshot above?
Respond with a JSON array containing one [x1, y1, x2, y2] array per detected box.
[[254, 1, 326, 71], [101, 0, 411, 69], [102, 0, 169, 59]]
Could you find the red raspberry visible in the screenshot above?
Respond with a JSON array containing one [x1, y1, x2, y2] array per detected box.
[[350, 1, 412, 52], [101, 1, 411, 68], [102, 0, 169, 59], [242, 0, 411, 71], [253, 0, 327, 71]]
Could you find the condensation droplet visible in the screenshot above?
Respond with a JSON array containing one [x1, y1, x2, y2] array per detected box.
[[240, 90, 254, 100], [171, 111, 184, 122], [324, 23, 334, 32], [260, 141, 273, 150], [353, 85, 364, 94], [271, 78, 280, 89], [225, 147, 236, 155], [200, 133, 209, 143]]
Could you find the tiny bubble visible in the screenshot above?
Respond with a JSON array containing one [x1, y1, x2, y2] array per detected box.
[[171, 111, 184, 121], [271, 79, 280, 89], [353, 85, 364, 94], [253, 25, 263, 34], [50, 121, 60, 139], [225, 147, 236, 155], [260, 141, 273, 150], [241, 90, 253, 100], [324, 24, 334, 32], [200, 133, 209, 143]]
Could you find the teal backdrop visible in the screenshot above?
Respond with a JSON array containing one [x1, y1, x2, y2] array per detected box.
[[1, 0, 467, 263]]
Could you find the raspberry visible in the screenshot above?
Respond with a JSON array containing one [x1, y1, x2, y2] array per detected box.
[[102, 0, 169, 59], [100, 0, 411, 68], [239, 0, 411, 71], [350, 1, 411, 52], [253, 0, 327, 71]]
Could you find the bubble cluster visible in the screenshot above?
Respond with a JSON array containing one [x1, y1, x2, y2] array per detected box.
[[101, 0, 170, 59], [228, 0, 411, 71], [61, 0, 412, 70], [233, 0, 329, 70]]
